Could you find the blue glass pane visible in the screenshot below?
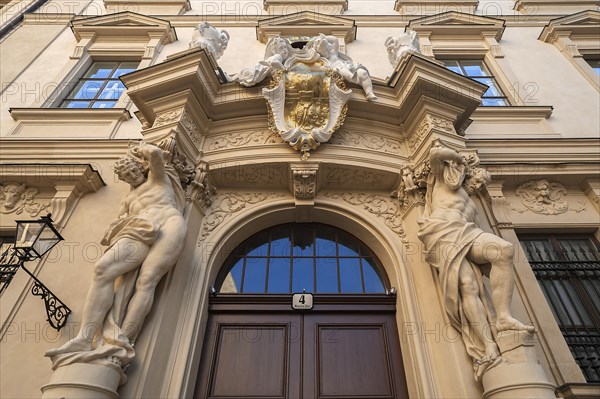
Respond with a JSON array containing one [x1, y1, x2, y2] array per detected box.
[[221, 258, 243, 293], [446, 65, 462, 74], [339, 258, 362, 293], [87, 63, 115, 79], [316, 257, 338, 293], [292, 258, 314, 292], [243, 259, 267, 293], [73, 80, 104, 99], [315, 227, 336, 256], [592, 66, 600, 75], [99, 81, 125, 100], [362, 258, 385, 293], [462, 61, 487, 77], [293, 225, 313, 256], [268, 257, 290, 293], [63, 101, 90, 108], [113, 64, 137, 77], [338, 232, 359, 257], [481, 98, 508, 106], [247, 241, 269, 257], [91, 101, 116, 109], [473, 78, 502, 97]]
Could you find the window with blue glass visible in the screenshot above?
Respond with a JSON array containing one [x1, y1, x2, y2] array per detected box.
[[441, 59, 508, 106], [585, 59, 600, 75], [60, 61, 137, 109], [218, 224, 387, 294]]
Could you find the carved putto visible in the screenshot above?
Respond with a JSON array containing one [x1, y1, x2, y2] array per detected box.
[[189, 22, 230, 60], [385, 30, 420, 67], [0, 182, 49, 217], [515, 179, 569, 215]]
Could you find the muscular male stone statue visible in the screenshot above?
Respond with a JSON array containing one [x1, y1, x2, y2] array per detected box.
[[46, 143, 187, 369], [417, 144, 535, 379]]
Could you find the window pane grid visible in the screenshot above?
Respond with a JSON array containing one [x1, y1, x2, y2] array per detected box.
[[219, 224, 386, 295], [60, 61, 137, 109], [520, 236, 600, 382], [440, 59, 508, 106]]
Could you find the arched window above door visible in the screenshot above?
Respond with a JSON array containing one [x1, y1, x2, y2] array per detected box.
[[217, 223, 387, 294]]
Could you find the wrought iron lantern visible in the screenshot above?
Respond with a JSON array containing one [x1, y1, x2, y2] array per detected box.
[[0, 214, 71, 331], [14, 214, 64, 260]]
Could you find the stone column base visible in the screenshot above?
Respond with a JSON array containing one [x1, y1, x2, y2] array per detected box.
[[482, 362, 557, 399], [41, 363, 121, 399]]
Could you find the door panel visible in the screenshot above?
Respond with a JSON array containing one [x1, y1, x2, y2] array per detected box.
[[303, 312, 407, 399], [195, 296, 408, 399], [196, 313, 301, 399]]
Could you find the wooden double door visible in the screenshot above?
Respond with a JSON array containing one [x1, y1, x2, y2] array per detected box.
[[195, 295, 408, 399]]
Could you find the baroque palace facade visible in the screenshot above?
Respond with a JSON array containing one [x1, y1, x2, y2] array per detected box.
[[1, 0, 599, 398]]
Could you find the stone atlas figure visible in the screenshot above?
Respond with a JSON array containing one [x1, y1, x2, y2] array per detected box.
[[417, 143, 535, 380], [46, 142, 187, 379]]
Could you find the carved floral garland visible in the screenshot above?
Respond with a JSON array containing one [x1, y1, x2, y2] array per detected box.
[[199, 192, 286, 241], [323, 192, 406, 241]]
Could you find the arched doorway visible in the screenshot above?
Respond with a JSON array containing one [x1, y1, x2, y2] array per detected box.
[[195, 223, 409, 398]]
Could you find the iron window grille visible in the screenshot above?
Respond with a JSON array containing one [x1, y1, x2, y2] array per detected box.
[[520, 235, 600, 382]]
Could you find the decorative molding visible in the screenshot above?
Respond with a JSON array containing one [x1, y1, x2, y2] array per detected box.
[[8, 108, 131, 139], [0, 164, 105, 228], [206, 130, 284, 151], [329, 128, 402, 155], [256, 11, 356, 45], [0, 183, 49, 217], [199, 192, 287, 241], [394, 0, 478, 16], [179, 111, 202, 149], [323, 165, 391, 188], [185, 161, 215, 210], [408, 11, 505, 43], [103, 0, 191, 15], [408, 114, 455, 151], [391, 163, 430, 211], [581, 179, 600, 213], [263, 0, 348, 15], [153, 109, 184, 127], [290, 164, 318, 200], [323, 192, 406, 241], [539, 11, 600, 44], [513, 179, 585, 215], [485, 181, 513, 229], [515, 0, 600, 15]]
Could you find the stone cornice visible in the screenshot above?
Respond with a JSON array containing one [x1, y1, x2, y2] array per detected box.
[[9, 108, 131, 122], [256, 11, 356, 43], [0, 139, 132, 161], [70, 11, 177, 43], [22, 13, 75, 25], [469, 138, 600, 166], [538, 10, 600, 42], [110, 14, 576, 29], [408, 11, 506, 41]]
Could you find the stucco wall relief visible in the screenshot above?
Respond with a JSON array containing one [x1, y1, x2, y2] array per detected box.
[[0, 182, 49, 217], [513, 179, 585, 215], [323, 192, 406, 242], [199, 192, 288, 242], [206, 130, 284, 151]]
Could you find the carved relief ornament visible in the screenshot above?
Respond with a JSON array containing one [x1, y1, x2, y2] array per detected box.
[[408, 115, 456, 151], [291, 164, 318, 200], [514, 179, 584, 215], [324, 192, 406, 242], [199, 192, 287, 241], [0, 182, 49, 217]]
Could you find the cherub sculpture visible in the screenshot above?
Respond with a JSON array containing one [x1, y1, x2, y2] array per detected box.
[[385, 30, 420, 67], [189, 22, 230, 60], [233, 36, 293, 87]]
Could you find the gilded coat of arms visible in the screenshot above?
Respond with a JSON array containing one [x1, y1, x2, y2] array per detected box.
[[233, 35, 376, 160]]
